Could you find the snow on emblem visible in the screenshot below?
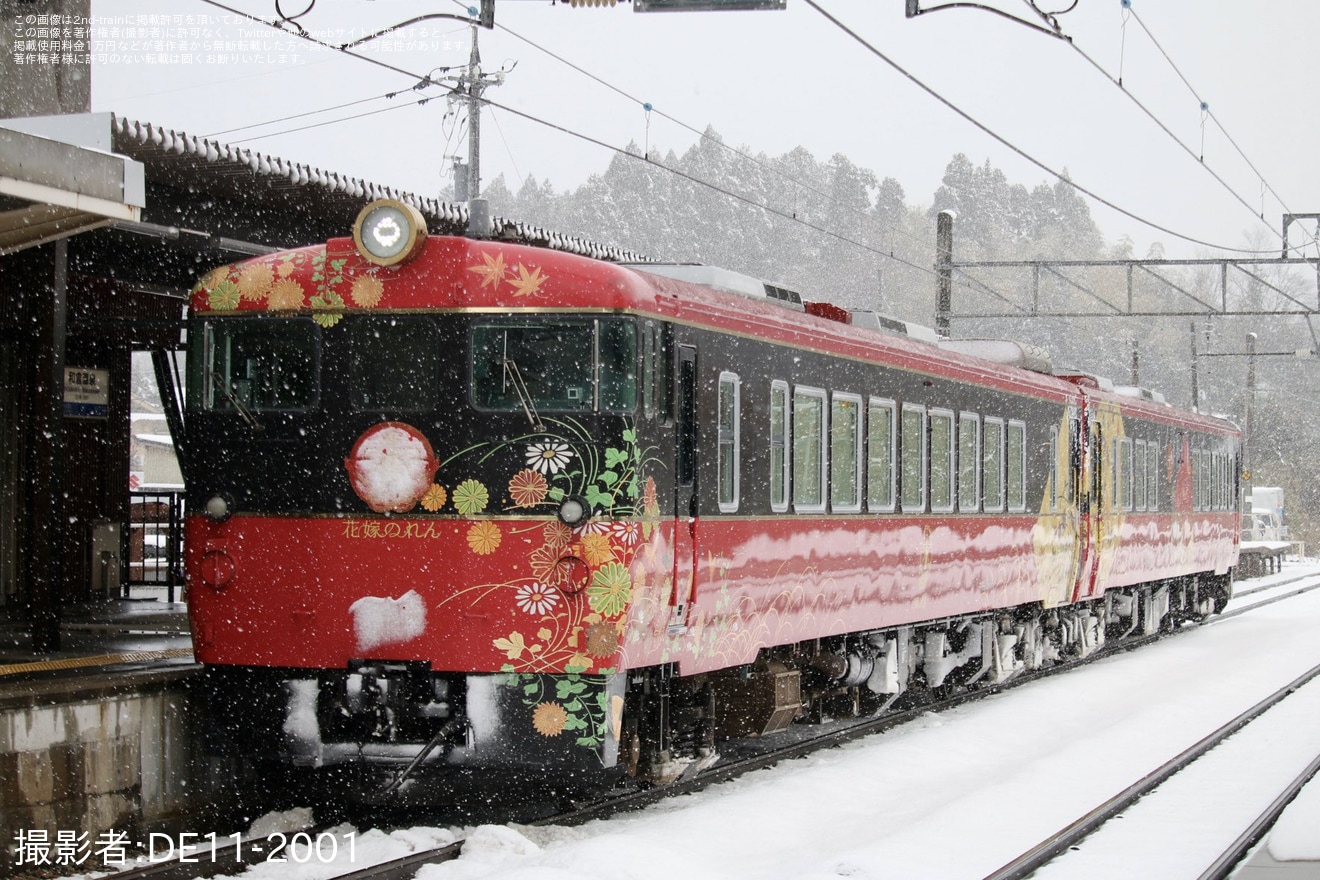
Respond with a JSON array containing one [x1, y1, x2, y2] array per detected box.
[[344, 422, 439, 513]]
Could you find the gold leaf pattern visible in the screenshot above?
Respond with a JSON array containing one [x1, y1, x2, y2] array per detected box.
[[267, 279, 306, 310], [236, 264, 274, 302], [350, 275, 385, 308]]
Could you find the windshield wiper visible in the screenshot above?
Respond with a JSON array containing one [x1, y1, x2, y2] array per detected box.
[[503, 358, 544, 431], [209, 370, 264, 432]]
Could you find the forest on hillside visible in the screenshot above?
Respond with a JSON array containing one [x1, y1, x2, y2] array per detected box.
[[460, 128, 1320, 545]]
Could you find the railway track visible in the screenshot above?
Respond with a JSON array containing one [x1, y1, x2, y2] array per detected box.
[[984, 661, 1320, 879], [88, 571, 1320, 880]]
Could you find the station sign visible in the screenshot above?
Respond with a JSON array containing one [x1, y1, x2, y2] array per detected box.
[[64, 367, 110, 419]]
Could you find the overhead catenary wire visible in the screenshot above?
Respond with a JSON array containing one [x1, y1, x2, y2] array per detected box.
[[474, 92, 1027, 314], [802, 0, 1280, 257], [1125, 4, 1290, 214], [474, 2, 924, 253], [191, 0, 950, 281], [1062, 2, 1302, 253]]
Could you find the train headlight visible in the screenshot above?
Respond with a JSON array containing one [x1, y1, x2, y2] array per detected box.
[[204, 494, 233, 523], [353, 199, 428, 266], [557, 495, 591, 528]]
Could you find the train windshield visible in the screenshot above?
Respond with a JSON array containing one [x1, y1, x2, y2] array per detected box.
[[188, 318, 320, 413], [470, 318, 637, 414]]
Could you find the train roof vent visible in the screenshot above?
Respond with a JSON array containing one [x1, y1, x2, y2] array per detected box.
[[938, 339, 1053, 374], [1056, 372, 1116, 392], [849, 310, 940, 344], [1115, 385, 1168, 405], [626, 263, 805, 311]]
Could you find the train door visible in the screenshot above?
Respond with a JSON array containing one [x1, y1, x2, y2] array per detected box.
[[1072, 407, 1103, 601], [668, 344, 699, 634]]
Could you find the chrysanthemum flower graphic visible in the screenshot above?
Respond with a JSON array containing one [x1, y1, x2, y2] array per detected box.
[[525, 441, 574, 475], [515, 582, 561, 615], [236, 264, 274, 302], [467, 521, 501, 555], [529, 545, 570, 586], [584, 620, 618, 658], [267, 279, 306, 310], [420, 484, 447, 512], [610, 520, 642, 548], [532, 702, 568, 737], [508, 469, 549, 508], [350, 275, 385, 308], [542, 521, 573, 549], [580, 533, 614, 567], [207, 280, 241, 311], [453, 479, 489, 515], [587, 562, 631, 617]]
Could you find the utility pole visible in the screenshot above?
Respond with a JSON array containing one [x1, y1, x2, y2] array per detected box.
[[935, 210, 954, 338], [1244, 331, 1257, 495], [1189, 322, 1199, 413], [454, 14, 504, 237]]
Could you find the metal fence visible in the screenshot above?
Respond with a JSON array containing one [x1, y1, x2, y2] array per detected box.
[[127, 490, 184, 602]]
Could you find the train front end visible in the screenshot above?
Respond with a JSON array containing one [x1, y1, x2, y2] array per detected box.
[[184, 202, 663, 785]]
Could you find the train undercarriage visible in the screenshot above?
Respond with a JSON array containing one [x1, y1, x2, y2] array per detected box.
[[204, 572, 1232, 800]]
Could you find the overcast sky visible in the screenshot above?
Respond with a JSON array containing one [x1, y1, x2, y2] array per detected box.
[[89, 0, 1320, 260]]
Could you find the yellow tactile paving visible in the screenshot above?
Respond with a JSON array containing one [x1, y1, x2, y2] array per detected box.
[[0, 647, 193, 677]]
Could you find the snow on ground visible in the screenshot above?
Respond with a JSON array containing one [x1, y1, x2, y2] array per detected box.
[[412, 561, 1320, 880], [77, 562, 1320, 880], [1268, 767, 1320, 862]]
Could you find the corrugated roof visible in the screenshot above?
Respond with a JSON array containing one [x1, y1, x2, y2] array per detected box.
[[108, 115, 651, 264]]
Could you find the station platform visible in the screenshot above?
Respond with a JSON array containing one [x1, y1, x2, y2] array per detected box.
[[0, 597, 194, 682]]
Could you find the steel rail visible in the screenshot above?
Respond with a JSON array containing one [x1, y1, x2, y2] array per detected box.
[[983, 662, 1320, 880], [1197, 752, 1320, 879]]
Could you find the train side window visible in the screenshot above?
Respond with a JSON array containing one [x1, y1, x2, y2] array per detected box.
[[1116, 437, 1133, 511], [717, 372, 741, 513], [1146, 440, 1159, 510], [867, 398, 896, 513], [348, 318, 438, 412], [1196, 447, 1207, 511], [831, 393, 862, 513], [1214, 452, 1224, 510], [642, 322, 656, 417], [929, 409, 955, 513], [793, 387, 827, 513], [983, 418, 1004, 512], [642, 321, 669, 421], [1007, 420, 1027, 512], [770, 382, 786, 511], [958, 412, 980, 512], [599, 320, 639, 411], [1134, 440, 1147, 510], [900, 403, 926, 513], [770, 381, 789, 512]]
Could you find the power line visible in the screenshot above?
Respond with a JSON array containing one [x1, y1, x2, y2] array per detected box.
[[803, 0, 1280, 257], [480, 4, 923, 253], [220, 95, 434, 144], [1061, 4, 1298, 251], [201, 91, 396, 138], [1124, 4, 1292, 220], [190, 0, 946, 282], [476, 93, 1022, 310]]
